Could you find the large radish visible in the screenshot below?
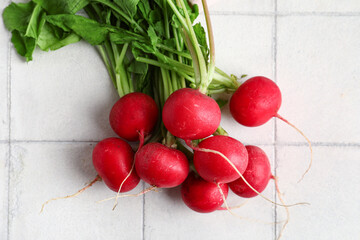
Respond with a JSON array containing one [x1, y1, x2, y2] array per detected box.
[[162, 88, 221, 140]]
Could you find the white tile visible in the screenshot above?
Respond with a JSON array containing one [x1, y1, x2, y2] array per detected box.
[[198, 15, 275, 144], [0, 144, 9, 240], [0, 1, 10, 141], [278, 0, 360, 13], [194, 0, 274, 13], [277, 16, 360, 143], [276, 146, 360, 239], [144, 146, 275, 240], [8, 143, 143, 240], [11, 41, 119, 141]]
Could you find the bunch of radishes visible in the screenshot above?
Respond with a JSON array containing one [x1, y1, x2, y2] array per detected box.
[[3, 0, 311, 238]]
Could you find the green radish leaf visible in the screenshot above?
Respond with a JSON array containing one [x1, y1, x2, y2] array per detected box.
[[25, 4, 46, 39], [114, 0, 140, 18], [109, 29, 146, 44], [147, 26, 158, 47], [11, 30, 36, 61], [46, 14, 112, 45], [138, 0, 151, 20], [193, 23, 209, 62], [33, 0, 89, 14], [215, 99, 228, 109], [3, 1, 37, 33], [37, 22, 81, 51]]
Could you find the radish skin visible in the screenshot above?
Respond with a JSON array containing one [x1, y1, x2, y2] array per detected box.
[[92, 138, 140, 192], [229, 145, 272, 198], [181, 171, 228, 213], [193, 135, 248, 183], [110, 92, 159, 142], [162, 88, 221, 140], [135, 143, 189, 188]]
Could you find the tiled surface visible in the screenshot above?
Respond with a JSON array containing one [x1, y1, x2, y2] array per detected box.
[[278, 0, 360, 13], [276, 146, 360, 239], [8, 143, 143, 240], [1, 1, 360, 240], [11, 42, 118, 141], [0, 144, 9, 240], [0, 0, 9, 141], [209, 0, 274, 13], [277, 16, 360, 143], [144, 146, 275, 240]]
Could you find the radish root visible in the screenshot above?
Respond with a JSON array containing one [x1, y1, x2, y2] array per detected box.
[[272, 175, 290, 240], [112, 129, 145, 210], [216, 183, 284, 225], [276, 114, 313, 183], [217, 199, 249, 210], [186, 140, 308, 208], [97, 185, 158, 203], [40, 175, 101, 213]]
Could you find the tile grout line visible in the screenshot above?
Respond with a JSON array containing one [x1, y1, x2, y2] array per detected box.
[[273, 1, 278, 239], [142, 181, 145, 240], [209, 11, 360, 17], [6, 23, 12, 240], [1, 140, 360, 147]]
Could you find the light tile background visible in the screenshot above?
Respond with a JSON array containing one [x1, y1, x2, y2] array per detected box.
[[1, 0, 360, 240]]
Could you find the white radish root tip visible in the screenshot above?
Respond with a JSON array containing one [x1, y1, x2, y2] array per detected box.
[[40, 175, 101, 213], [276, 114, 313, 183], [272, 176, 290, 240], [97, 185, 157, 204]]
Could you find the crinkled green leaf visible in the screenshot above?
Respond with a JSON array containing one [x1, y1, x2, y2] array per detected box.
[[46, 14, 112, 45], [3, 1, 37, 33], [193, 23, 209, 61], [114, 0, 139, 18], [25, 4, 46, 39], [37, 22, 81, 51], [137, 0, 151, 20], [147, 26, 158, 47], [109, 29, 146, 44], [33, 0, 89, 14], [11, 30, 36, 61]]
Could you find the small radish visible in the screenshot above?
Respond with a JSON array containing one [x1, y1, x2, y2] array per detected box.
[[110, 92, 159, 142], [181, 171, 228, 213], [229, 145, 272, 198], [92, 137, 140, 192], [192, 135, 248, 183], [230, 76, 312, 181], [162, 88, 221, 140], [230, 76, 281, 127], [135, 143, 189, 188]]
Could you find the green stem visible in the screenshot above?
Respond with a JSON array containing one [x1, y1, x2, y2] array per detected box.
[[201, 0, 215, 89], [96, 45, 116, 88], [178, 0, 207, 92]]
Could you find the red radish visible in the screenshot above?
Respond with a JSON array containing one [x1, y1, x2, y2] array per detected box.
[[230, 76, 281, 127], [162, 88, 221, 140], [110, 92, 159, 142], [135, 143, 189, 188], [92, 137, 140, 192], [192, 135, 248, 183], [181, 171, 228, 213], [229, 145, 272, 198], [230, 76, 312, 181]]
